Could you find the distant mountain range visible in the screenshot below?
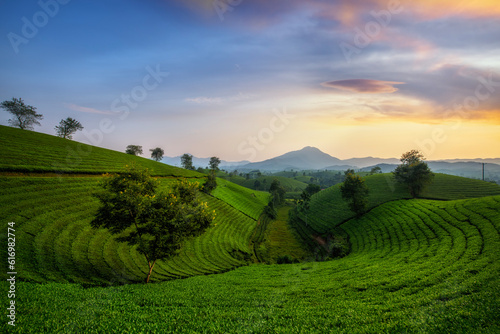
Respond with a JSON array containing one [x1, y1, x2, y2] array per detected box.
[[162, 146, 500, 180], [233, 146, 401, 170]]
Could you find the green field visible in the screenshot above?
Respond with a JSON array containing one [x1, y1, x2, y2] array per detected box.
[[0, 127, 270, 284], [1, 126, 499, 333], [3, 195, 498, 333], [257, 206, 310, 263], [226, 175, 308, 193], [212, 178, 270, 220], [0, 125, 200, 177], [297, 173, 500, 234], [0, 176, 268, 284]]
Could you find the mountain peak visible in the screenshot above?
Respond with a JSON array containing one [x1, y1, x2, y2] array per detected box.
[[300, 146, 321, 151]]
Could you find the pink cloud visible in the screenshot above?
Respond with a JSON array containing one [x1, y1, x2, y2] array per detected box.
[[64, 103, 114, 115], [321, 79, 404, 93]]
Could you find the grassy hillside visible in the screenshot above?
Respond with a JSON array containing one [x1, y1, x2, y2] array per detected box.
[[5, 195, 499, 333], [226, 175, 308, 192], [0, 176, 268, 284], [212, 178, 270, 220], [0, 125, 200, 177], [297, 172, 500, 234], [0, 127, 269, 284]]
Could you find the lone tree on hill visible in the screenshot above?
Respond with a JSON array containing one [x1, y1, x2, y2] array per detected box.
[[370, 166, 382, 175], [340, 171, 369, 216], [126, 145, 143, 156], [55, 117, 83, 139], [150, 147, 164, 162], [91, 167, 215, 283], [393, 149, 434, 198], [1, 97, 43, 130], [209, 156, 221, 171], [181, 154, 195, 170]]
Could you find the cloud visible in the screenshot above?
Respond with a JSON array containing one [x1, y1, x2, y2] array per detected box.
[[64, 103, 114, 115], [171, 0, 500, 29], [321, 79, 404, 93]]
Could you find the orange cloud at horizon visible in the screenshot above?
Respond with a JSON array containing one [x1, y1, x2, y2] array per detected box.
[[409, 0, 500, 20]]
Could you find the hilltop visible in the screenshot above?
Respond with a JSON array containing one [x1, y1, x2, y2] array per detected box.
[[0, 125, 200, 177]]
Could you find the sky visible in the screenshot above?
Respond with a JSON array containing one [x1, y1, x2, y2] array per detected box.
[[1, 0, 499, 162]]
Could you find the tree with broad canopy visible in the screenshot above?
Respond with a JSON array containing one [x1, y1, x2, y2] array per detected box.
[[91, 167, 215, 283]]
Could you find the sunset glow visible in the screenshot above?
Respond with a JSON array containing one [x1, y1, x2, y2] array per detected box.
[[1, 0, 499, 161]]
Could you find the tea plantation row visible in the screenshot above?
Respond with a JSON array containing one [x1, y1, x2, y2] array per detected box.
[[0, 176, 267, 284], [3, 195, 498, 333]]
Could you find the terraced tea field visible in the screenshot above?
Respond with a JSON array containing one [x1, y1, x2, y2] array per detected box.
[[0, 175, 267, 284], [0, 125, 199, 177], [4, 195, 499, 333], [1, 126, 499, 332], [212, 178, 270, 220], [297, 173, 500, 235]]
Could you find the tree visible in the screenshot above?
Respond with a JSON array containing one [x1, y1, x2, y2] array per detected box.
[[181, 154, 195, 170], [344, 169, 355, 176], [340, 171, 369, 215], [202, 170, 217, 194], [298, 190, 311, 211], [55, 117, 83, 139], [304, 183, 321, 196], [269, 178, 286, 206], [209, 157, 221, 171], [1, 97, 43, 130], [201, 156, 221, 194], [126, 145, 143, 156], [370, 166, 382, 175], [91, 167, 215, 283], [254, 180, 261, 190], [393, 150, 434, 197], [400, 149, 424, 165], [150, 147, 164, 162]]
